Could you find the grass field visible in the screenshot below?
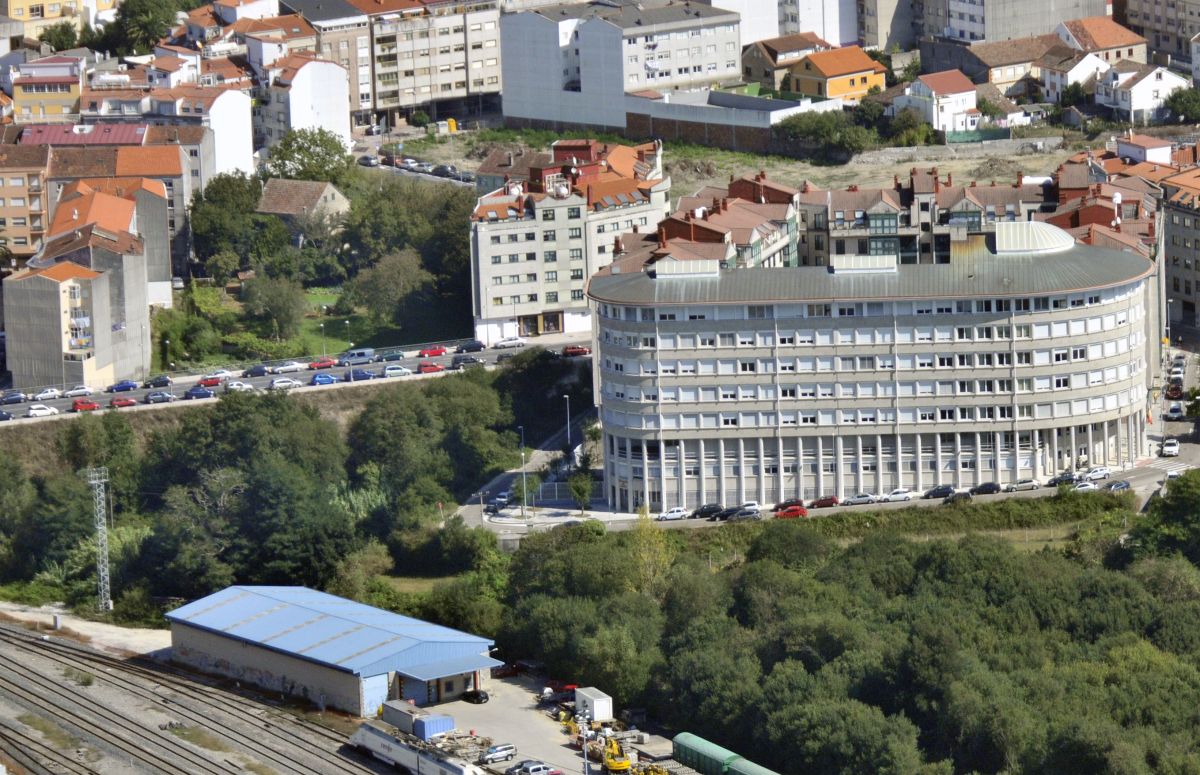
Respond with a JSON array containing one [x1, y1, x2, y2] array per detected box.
[[380, 575, 459, 594]]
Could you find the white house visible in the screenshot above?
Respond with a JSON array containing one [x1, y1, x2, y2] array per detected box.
[[893, 69, 978, 132], [1038, 48, 1108, 105], [253, 51, 351, 150], [1095, 61, 1188, 125], [1115, 131, 1174, 164]]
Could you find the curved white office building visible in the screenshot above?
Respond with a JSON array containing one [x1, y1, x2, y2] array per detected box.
[[587, 221, 1159, 512]]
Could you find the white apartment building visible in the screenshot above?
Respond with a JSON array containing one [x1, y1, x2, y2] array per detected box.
[[893, 69, 978, 132], [282, 0, 373, 121], [469, 140, 670, 343], [778, 0, 855, 46], [252, 48, 351, 149], [501, 0, 741, 129], [587, 221, 1158, 512], [1038, 48, 1108, 105], [353, 0, 502, 124], [1095, 61, 1188, 125]]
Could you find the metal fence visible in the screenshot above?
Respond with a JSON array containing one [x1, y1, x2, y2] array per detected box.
[[944, 127, 1011, 144]]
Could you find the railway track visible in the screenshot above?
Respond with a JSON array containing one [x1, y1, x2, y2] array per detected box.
[[0, 719, 96, 775], [0, 657, 237, 774], [0, 624, 377, 774]]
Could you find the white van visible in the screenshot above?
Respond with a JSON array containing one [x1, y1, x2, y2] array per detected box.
[[480, 744, 516, 764], [338, 347, 376, 366]]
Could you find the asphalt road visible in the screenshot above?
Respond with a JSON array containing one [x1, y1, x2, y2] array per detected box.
[[0, 337, 591, 424]]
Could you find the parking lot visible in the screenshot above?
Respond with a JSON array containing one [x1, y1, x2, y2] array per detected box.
[[443, 675, 587, 773]]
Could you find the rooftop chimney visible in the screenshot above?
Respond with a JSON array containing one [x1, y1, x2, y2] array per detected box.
[[1016, 171, 1024, 187], [658, 225, 666, 248]]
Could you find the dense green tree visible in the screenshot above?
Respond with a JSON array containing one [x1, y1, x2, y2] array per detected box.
[[765, 699, 927, 774], [204, 249, 241, 287], [113, 0, 180, 53], [568, 471, 592, 514], [189, 172, 263, 260], [7, 475, 92, 580], [1060, 82, 1088, 109], [39, 20, 78, 51], [343, 248, 433, 325], [240, 276, 307, 339], [775, 110, 877, 160], [265, 128, 352, 184], [56, 412, 140, 510], [1167, 88, 1200, 123]]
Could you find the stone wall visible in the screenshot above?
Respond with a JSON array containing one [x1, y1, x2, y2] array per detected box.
[[847, 136, 1065, 166]]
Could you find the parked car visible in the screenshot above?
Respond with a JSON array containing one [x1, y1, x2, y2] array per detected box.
[[772, 499, 805, 513], [224, 381, 255, 393], [197, 376, 222, 388], [242, 364, 271, 378], [108, 396, 137, 408], [1171, 367, 1185, 379], [923, 484, 955, 499], [656, 506, 688, 521], [809, 495, 839, 509], [943, 491, 973, 505], [338, 348, 376, 366], [144, 391, 176, 404], [357, 154, 380, 167], [740, 501, 761, 512], [496, 353, 515, 364], [432, 164, 457, 178], [1074, 481, 1098, 491], [26, 403, 58, 417], [71, 398, 100, 412], [490, 663, 520, 678], [32, 387, 61, 401], [562, 345, 592, 357], [1162, 438, 1181, 457], [418, 345, 448, 357], [843, 493, 878, 506], [375, 350, 406, 363], [494, 336, 527, 349], [1084, 466, 1112, 481], [689, 503, 723, 520], [1104, 480, 1132, 492], [418, 362, 445, 374], [774, 504, 809, 519], [0, 391, 26, 405], [1047, 472, 1080, 487], [1006, 478, 1041, 491], [106, 379, 139, 393], [343, 368, 378, 381], [450, 354, 484, 370], [63, 385, 93, 398], [143, 374, 173, 388], [1167, 384, 1185, 400], [184, 385, 215, 400], [269, 377, 302, 391], [455, 340, 485, 353], [310, 372, 339, 386], [480, 743, 516, 764], [309, 356, 337, 370], [460, 689, 489, 704], [711, 506, 741, 521], [885, 488, 914, 502], [456, 170, 476, 183], [970, 482, 1002, 495], [728, 508, 762, 522], [1167, 403, 1186, 421], [0, 410, 11, 421], [506, 761, 543, 775], [272, 360, 306, 374], [206, 370, 235, 380], [383, 365, 413, 377]]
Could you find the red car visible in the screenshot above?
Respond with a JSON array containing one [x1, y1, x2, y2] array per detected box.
[[309, 356, 337, 370], [418, 345, 447, 357], [108, 396, 137, 409], [72, 398, 100, 412], [810, 495, 840, 509], [198, 376, 222, 387], [774, 505, 809, 519], [418, 361, 445, 374], [562, 345, 592, 357]]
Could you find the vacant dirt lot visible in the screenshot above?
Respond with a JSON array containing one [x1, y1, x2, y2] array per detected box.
[[403, 130, 1077, 196]]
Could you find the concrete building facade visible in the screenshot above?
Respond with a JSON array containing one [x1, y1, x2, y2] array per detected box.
[[587, 220, 1157, 512], [778, 0, 856, 46], [893, 69, 978, 131], [281, 0, 373, 121]]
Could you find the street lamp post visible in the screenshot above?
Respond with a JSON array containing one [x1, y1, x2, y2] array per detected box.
[[319, 322, 326, 359], [563, 394, 572, 460], [164, 338, 170, 373], [518, 425, 527, 519], [345, 320, 352, 382]]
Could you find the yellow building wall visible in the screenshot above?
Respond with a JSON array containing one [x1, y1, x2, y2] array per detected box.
[[6, 0, 85, 36], [788, 69, 884, 100], [14, 83, 80, 121]]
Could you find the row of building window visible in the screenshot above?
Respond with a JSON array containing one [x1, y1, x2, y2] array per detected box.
[[491, 290, 584, 305], [490, 248, 584, 263], [492, 269, 585, 284], [489, 227, 584, 244]]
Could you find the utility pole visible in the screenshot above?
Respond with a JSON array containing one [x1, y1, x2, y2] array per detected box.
[[84, 467, 113, 612]]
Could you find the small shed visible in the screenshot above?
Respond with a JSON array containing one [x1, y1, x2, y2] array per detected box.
[[382, 700, 427, 734], [575, 686, 613, 723]]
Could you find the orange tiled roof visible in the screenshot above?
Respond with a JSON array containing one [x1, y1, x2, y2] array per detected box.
[[50, 183, 136, 238], [1061, 16, 1146, 50], [78, 176, 168, 200], [800, 46, 887, 78], [114, 146, 183, 177], [917, 69, 975, 95], [21, 261, 101, 282], [342, 0, 422, 14]]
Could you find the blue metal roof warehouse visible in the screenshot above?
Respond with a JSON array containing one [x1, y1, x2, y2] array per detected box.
[[167, 586, 503, 715]]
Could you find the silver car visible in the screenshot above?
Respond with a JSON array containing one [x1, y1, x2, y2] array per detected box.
[[1006, 478, 1041, 491], [843, 493, 878, 506]]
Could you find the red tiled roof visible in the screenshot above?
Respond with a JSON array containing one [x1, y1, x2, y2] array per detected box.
[[19, 123, 148, 145], [115, 146, 183, 177], [1061, 16, 1146, 50], [917, 69, 975, 95], [19, 261, 101, 282], [14, 75, 78, 85], [800, 46, 886, 78]]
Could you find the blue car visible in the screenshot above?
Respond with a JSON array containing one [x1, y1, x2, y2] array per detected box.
[[342, 369, 377, 382], [310, 372, 338, 386], [144, 391, 176, 404], [0, 409, 11, 421], [106, 379, 139, 393], [184, 385, 215, 400], [1, 391, 27, 405]]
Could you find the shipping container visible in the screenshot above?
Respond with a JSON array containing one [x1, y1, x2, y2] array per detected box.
[[381, 700, 427, 734], [413, 714, 455, 741], [672, 733, 741, 775], [575, 687, 613, 723], [727, 757, 781, 775]]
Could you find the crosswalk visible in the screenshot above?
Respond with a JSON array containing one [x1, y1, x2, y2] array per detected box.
[[1145, 458, 1191, 474]]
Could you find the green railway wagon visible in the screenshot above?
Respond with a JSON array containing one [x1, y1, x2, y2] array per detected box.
[[672, 732, 741, 775], [727, 755, 782, 775]]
